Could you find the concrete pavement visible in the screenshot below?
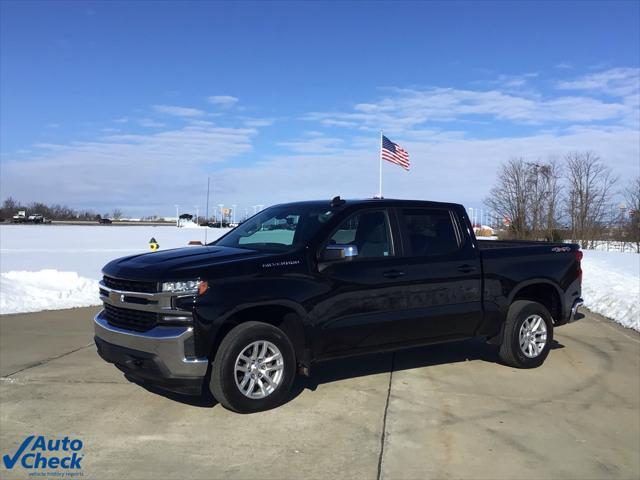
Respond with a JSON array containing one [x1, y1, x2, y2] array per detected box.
[[1, 307, 638, 479]]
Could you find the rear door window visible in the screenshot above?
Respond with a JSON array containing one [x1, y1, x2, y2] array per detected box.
[[401, 209, 460, 257]]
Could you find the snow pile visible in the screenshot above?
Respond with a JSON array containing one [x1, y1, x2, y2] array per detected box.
[[0, 270, 100, 314], [581, 250, 639, 332], [178, 220, 206, 229], [0, 225, 229, 314]]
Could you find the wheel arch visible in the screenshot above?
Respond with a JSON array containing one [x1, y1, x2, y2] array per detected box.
[[508, 279, 564, 323], [488, 279, 563, 346], [210, 302, 308, 366]]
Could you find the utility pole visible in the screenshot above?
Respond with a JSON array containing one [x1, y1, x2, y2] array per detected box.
[[232, 204, 237, 224], [218, 204, 224, 228], [174, 204, 179, 227]]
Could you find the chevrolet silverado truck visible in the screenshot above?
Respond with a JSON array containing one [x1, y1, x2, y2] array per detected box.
[[94, 198, 583, 413]]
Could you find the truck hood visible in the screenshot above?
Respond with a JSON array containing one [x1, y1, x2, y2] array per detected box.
[[101, 245, 271, 281]]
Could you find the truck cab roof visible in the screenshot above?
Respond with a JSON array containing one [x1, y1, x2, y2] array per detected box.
[[272, 197, 465, 211]]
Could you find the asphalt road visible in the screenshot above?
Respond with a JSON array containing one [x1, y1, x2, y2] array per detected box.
[[1, 307, 638, 479]]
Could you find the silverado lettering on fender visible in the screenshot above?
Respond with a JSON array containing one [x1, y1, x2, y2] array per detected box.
[[94, 198, 583, 413]]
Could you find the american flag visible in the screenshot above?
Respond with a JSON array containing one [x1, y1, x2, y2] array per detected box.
[[381, 135, 410, 170]]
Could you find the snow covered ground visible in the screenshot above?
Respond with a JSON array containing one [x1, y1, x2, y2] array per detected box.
[[0, 225, 228, 314], [581, 249, 639, 331], [0, 225, 638, 332]]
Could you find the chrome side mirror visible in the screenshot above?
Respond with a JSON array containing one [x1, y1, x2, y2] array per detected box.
[[320, 244, 359, 262]]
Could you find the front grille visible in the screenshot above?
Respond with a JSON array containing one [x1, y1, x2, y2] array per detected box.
[[103, 304, 159, 332], [103, 276, 158, 293]]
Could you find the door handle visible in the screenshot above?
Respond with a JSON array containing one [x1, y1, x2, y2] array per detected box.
[[457, 264, 476, 273], [383, 270, 405, 279]]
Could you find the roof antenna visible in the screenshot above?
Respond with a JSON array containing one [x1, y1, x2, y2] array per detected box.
[[331, 195, 346, 207]]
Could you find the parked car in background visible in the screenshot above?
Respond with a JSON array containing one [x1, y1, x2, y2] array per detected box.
[[12, 211, 27, 223], [99, 218, 113, 224]]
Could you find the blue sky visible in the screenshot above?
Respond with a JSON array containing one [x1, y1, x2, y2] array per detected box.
[[1, 1, 639, 217]]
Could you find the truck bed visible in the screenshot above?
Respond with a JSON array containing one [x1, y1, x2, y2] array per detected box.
[[476, 239, 567, 250]]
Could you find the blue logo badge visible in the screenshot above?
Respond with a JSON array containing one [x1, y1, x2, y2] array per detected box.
[[2, 435, 84, 471]]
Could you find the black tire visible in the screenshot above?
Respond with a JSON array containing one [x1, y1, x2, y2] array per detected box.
[[498, 300, 554, 368], [210, 321, 296, 413]]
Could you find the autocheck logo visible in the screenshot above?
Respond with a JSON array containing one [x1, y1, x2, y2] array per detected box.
[[2, 435, 84, 472]]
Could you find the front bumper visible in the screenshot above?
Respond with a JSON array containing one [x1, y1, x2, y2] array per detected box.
[[94, 310, 208, 395]]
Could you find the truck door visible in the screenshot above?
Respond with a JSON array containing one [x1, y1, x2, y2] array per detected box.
[[312, 208, 409, 357], [397, 207, 483, 341]]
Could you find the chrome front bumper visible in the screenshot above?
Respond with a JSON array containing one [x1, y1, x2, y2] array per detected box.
[[94, 310, 208, 378]]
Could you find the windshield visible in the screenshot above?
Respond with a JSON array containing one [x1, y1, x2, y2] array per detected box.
[[214, 204, 335, 253]]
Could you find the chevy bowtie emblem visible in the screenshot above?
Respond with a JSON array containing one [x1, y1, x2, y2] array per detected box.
[[110, 291, 124, 303]]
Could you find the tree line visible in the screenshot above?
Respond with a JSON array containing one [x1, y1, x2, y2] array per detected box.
[[485, 151, 640, 251], [0, 197, 123, 221]]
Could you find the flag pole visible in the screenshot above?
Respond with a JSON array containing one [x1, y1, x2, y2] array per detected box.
[[378, 130, 383, 198], [204, 176, 210, 244]]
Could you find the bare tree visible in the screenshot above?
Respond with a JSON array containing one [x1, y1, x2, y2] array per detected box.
[[623, 176, 640, 252], [485, 158, 530, 237], [111, 208, 123, 220], [525, 162, 544, 235], [542, 160, 563, 241], [485, 158, 563, 240], [564, 152, 617, 248], [525, 159, 563, 240]]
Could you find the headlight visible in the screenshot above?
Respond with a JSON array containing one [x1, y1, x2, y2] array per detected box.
[[162, 279, 207, 295]]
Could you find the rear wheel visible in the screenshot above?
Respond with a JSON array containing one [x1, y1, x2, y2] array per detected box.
[[210, 321, 296, 413], [498, 300, 554, 368]]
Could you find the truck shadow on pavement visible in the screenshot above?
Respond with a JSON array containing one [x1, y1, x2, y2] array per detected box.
[[295, 338, 564, 395], [125, 374, 219, 408], [125, 338, 564, 410]]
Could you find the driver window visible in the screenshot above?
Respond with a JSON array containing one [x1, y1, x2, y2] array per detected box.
[[328, 210, 393, 258]]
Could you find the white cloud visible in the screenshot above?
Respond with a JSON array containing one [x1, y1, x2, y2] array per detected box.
[[2, 68, 638, 214], [138, 118, 166, 128], [557, 67, 640, 97], [490, 72, 539, 88], [277, 136, 343, 154], [243, 118, 275, 127], [188, 119, 215, 127], [1, 125, 256, 213], [153, 104, 205, 117], [211, 126, 639, 210], [207, 95, 239, 108], [305, 83, 635, 133], [555, 62, 573, 70]]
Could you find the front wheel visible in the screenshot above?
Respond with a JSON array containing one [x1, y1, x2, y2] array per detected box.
[[210, 321, 296, 413], [498, 300, 554, 368]]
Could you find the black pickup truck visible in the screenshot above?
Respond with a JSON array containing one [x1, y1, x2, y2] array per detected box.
[[95, 198, 583, 413]]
